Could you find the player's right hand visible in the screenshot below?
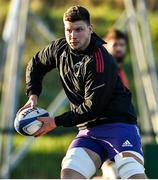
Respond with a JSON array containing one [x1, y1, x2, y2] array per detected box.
[[17, 94, 38, 115]]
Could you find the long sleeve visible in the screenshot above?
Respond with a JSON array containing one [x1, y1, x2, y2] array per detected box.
[[54, 48, 118, 127], [26, 42, 57, 97]]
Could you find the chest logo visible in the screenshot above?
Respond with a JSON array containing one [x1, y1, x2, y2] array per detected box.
[[61, 51, 67, 58], [74, 62, 83, 76]]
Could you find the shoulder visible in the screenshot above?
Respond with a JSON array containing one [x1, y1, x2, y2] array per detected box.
[[84, 45, 117, 75], [95, 46, 117, 67], [48, 38, 69, 57], [50, 38, 67, 49], [93, 45, 117, 60]]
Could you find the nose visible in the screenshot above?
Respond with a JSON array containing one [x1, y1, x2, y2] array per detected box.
[[70, 30, 77, 39]]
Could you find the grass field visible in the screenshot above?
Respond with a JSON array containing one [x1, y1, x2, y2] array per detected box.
[[11, 130, 76, 179]]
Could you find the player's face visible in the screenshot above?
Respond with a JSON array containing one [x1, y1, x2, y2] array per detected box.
[[106, 39, 126, 63], [64, 20, 92, 51]]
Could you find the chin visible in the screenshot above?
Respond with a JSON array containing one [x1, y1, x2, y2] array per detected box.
[[72, 46, 80, 50]]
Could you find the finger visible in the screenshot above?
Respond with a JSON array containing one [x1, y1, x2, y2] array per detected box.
[[23, 101, 35, 110], [37, 117, 46, 122], [34, 128, 47, 137], [34, 131, 45, 137], [17, 102, 35, 115], [33, 125, 44, 137], [16, 105, 30, 115], [31, 101, 36, 109]]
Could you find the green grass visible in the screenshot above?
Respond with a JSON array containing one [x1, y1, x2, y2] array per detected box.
[[11, 132, 76, 179]]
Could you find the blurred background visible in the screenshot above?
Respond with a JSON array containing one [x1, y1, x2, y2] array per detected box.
[[0, 0, 158, 178]]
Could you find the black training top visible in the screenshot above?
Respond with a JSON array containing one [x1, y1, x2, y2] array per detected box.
[[26, 33, 137, 128]]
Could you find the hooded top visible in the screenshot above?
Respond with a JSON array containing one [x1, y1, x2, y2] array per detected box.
[[26, 33, 137, 129]]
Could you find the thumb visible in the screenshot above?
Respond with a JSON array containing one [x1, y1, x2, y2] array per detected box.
[[30, 101, 36, 108]]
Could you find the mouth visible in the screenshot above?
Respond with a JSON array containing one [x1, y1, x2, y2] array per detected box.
[[70, 42, 79, 46]]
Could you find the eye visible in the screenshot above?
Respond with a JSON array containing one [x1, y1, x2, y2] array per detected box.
[[65, 28, 72, 33], [76, 27, 84, 32]]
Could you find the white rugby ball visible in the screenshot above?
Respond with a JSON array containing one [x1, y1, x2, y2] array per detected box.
[[14, 107, 49, 136]]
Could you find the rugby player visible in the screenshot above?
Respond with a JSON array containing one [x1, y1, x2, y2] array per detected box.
[[19, 6, 147, 179]]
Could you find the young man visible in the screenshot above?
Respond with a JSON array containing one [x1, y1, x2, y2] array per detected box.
[[104, 29, 129, 88], [19, 6, 147, 179]]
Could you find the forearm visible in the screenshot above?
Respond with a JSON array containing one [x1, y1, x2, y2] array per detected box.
[[54, 99, 103, 127]]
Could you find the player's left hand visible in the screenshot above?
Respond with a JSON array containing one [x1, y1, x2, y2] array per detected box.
[[33, 117, 57, 137]]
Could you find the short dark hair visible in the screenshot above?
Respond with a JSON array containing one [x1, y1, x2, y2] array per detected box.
[[63, 5, 90, 24], [104, 29, 128, 42]]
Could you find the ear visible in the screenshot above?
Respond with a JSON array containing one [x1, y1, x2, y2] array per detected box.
[[89, 24, 93, 33]]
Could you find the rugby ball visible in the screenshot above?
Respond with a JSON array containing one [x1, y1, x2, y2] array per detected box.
[[14, 107, 49, 136]]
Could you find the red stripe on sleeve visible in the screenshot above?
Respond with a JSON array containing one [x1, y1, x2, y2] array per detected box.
[[98, 48, 104, 72], [96, 51, 102, 72], [97, 51, 102, 72], [95, 52, 99, 72], [95, 49, 105, 73]]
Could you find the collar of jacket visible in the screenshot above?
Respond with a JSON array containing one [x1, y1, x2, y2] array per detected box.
[[69, 32, 106, 56], [92, 32, 107, 46]]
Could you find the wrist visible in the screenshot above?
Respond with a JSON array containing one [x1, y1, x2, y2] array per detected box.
[[54, 117, 62, 127], [27, 89, 40, 98], [50, 117, 57, 129], [30, 94, 38, 99]]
